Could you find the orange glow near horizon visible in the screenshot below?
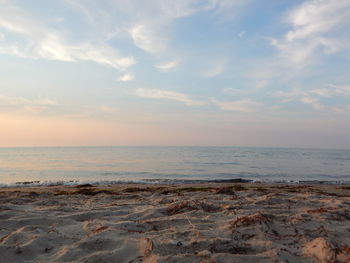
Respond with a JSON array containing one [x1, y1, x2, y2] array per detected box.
[[1, 113, 350, 149], [0, 113, 218, 147]]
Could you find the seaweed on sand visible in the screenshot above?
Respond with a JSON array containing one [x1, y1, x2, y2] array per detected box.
[[167, 187, 213, 194], [75, 184, 94, 188], [166, 200, 221, 215], [54, 188, 118, 196], [123, 186, 167, 193], [74, 188, 118, 195], [214, 184, 247, 195], [230, 213, 272, 229]]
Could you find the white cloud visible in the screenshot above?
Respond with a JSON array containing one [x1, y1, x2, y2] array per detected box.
[[311, 84, 350, 97], [274, 88, 325, 109], [202, 60, 226, 77], [272, 0, 350, 66], [129, 24, 166, 54], [271, 38, 338, 66], [155, 60, 180, 72], [274, 83, 350, 111], [118, 73, 134, 82], [0, 0, 249, 79], [285, 0, 350, 41], [311, 87, 333, 97], [66, 0, 220, 56], [0, 2, 135, 71], [135, 88, 265, 113], [274, 88, 307, 103], [215, 99, 263, 112], [135, 88, 205, 106], [299, 97, 324, 110]]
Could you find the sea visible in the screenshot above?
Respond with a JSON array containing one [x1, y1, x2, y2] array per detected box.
[[0, 146, 350, 187]]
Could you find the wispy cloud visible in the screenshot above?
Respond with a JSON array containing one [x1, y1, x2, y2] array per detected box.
[[221, 80, 269, 97], [256, 79, 269, 89], [222, 88, 246, 96], [271, 0, 350, 66], [126, 1, 246, 56], [0, 0, 249, 79], [99, 105, 119, 113], [118, 73, 134, 82], [274, 88, 324, 109], [274, 83, 350, 110], [332, 104, 350, 113], [159, 1, 216, 19], [299, 97, 324, 110], [129, 24, 166, 54], [0, 94, 59, 114], [155, 60, 180, 72], [202, 59, 227, 77], [136, 88, 267, 113], [311, 84, 350, 97], [135, 88, 205, 106], [0, 95, 58, 106], [274, 88, 307, 103], [238, 31, 245, 38], [215, 99, 263, 113], [0, 2, 135, 72]]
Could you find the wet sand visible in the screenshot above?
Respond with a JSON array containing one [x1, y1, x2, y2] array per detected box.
[[0, 183, 349, 262]]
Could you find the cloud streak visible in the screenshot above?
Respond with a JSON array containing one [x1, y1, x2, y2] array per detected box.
[[273, 83, 350, 111], [0, 94, 60, 115], [215, 99, 263, 113], [136, 88, 268, 113], [135, 88, 205, 106], [156, 60, 180, 72], [202, 59, 227, 78]]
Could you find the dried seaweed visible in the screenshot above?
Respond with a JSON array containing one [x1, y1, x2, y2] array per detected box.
[[166, 200, 220, 215], [75, 184, 94, 188], [307, 207, 332, 214], [230, 213, 272, 229], [215, 187, 236, 195]]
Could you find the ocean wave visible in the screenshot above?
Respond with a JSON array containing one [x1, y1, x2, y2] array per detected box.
[[1, 178, 349, 188]]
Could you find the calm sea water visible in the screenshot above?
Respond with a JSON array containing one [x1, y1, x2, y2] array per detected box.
[[0, 146, 349, 186]]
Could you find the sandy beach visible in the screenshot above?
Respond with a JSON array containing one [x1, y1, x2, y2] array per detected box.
[[0, 183, 349, 263]]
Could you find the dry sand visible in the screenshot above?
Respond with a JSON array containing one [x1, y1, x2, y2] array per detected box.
[[0, 183, 349, 263]]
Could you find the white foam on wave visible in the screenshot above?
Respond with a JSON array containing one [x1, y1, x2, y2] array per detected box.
[[1, 178, 349, 188]]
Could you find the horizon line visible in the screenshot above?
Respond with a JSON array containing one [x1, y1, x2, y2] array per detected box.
[[0, 145, 349, 151]]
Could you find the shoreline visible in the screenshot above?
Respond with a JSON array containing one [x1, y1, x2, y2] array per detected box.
[[0, 183, 349, 262], [3, 178, 350, 188], [2, 181, 350, 193]]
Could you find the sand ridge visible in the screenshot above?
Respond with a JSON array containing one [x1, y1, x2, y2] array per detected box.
[[0, 183, 349, 262]]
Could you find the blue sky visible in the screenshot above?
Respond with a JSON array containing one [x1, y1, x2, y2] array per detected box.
[[0, 0, 350, 148]]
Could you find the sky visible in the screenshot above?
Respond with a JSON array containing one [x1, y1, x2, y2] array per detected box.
[[0, 0, 350, 148]]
